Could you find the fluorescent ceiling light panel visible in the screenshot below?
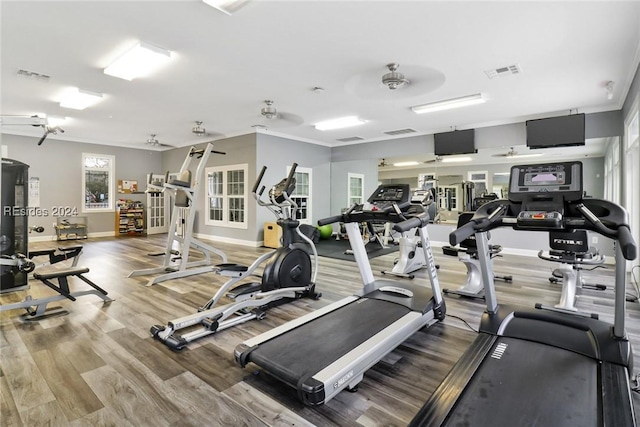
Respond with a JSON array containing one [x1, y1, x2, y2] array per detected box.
[[411, 93, 486, 114], [315, 116, 367, 131], [202, 0, 249, 15], [104, 42, 171, 81], [511, 153, 543, 159], [441, 156, 472, 163], [46, 115, 67, 127], [59, 88, 103, 110], [393, 161, 420, 167]]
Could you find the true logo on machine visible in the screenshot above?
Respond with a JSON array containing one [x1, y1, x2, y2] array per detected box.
[[334, 370, 354, 389]]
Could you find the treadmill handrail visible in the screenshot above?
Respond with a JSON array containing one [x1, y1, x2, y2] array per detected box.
[[450, 198, 637, 261]]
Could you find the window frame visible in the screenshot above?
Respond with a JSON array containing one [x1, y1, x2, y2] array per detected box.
[[467, 170, 489, 196], [347, 172, 365, 206], [204, 163, 249, 229], [81, 153, 115, 213], [287, 165, 312, 225], [623, 97, 639, 270]]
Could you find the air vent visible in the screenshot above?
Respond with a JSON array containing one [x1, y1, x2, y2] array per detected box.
[[17, 69, 51, 81], [491, 342, 508, 360], [484, 64, 521, 79], [384, 128, 417, 136], [336, 136, 364, 142]]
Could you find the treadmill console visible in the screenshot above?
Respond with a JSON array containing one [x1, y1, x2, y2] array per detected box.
[[366, 184, 411, 212], [508, 161, 583, 229]]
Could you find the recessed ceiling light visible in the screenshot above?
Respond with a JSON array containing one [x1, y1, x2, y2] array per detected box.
[[393, 161, 420, 167], [315, 116, 367, 131], [59, 88, 103, 110], [104, 42, 171, 81], [441, 156, 473, 163], [411, 93, 485, 114]]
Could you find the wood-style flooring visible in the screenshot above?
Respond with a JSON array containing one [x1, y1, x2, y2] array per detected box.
[[1, 234, 639, 426]]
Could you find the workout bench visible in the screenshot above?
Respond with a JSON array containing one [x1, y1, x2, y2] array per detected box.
[[0, 267, 113, 320]]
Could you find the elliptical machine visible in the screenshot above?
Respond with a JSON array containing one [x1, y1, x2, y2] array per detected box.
[[150, 163, 321, 350]]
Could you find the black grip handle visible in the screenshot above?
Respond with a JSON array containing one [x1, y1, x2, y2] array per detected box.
[[284, 163, 298, 191], [37, 133, 47, 146], [450, 221, 477, 246], [211, 150, 226, 155], [393, 215, 427, 233], [618, 226, 637, 261], [318, 215, 343, 226], [253, 166, 267, 194]]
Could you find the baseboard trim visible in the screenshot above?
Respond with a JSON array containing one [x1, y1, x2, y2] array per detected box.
[[193, 232, 262, 248]]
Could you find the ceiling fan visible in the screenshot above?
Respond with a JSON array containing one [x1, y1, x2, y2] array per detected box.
[[344, 62, 446, 100], [381, 63, 410, 90], [252, 100, 304, 129], [424, 156, 443, 164], [192, 121, 207, 136], [145, 134, 174, 148], [492, 147, 519, 157], [378, 158, 389, 167]]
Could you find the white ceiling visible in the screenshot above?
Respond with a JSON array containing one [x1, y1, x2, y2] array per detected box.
[[1, 1, 639, 151]]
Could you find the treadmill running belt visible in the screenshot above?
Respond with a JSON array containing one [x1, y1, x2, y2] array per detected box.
[[444, 337, 598, 427], [248, 298, 411, 388]]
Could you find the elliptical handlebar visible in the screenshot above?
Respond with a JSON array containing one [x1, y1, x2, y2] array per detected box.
[[253, 163, 300, 219], [253, 166, 267, 194], [284, 163, 298, 194]]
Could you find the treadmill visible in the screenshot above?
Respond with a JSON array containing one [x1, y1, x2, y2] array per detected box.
[[235, 184, 445, 406], [410, 161, 638, 427]]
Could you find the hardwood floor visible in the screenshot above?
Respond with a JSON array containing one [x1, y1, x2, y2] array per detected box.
[[1, 234, 639, 426]]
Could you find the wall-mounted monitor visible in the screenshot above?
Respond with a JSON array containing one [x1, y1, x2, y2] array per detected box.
[[525, 113, 585, 149], [434, 129, 476, 156]]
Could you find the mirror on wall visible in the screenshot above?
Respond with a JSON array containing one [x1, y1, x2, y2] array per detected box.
[[376, 138, 612, 221], [492, 173, 510, 199]]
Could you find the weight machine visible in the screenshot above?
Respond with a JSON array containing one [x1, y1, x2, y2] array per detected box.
[[128, 143, 228, 286]]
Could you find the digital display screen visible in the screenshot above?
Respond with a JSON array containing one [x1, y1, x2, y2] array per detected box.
[[508, 162, 583, 202], [524, 171, 566, 186], [368, 184, 410, 204]]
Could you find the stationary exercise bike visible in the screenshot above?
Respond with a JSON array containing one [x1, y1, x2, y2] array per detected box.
[[537, 229, 606, 312], [442, 212, 512, 298], [150, 163, 321, 350], [381, 210, 426, 280]]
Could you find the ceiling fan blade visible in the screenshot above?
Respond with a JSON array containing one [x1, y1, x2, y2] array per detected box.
[[255, 111, 304, 129]]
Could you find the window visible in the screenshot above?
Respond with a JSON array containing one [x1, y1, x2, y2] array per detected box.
[[624, 100, 639, 269], [82, 153, 115, 212], [468, 170, 488, 196], [418, 173, 437, 191], [348, 173, 364, 206], [604, 139, 620, 203], [287, 166, 312, 225], [626, 108, 639, 150], [438, 186, 458, 211], [205, 164, 248, 229]]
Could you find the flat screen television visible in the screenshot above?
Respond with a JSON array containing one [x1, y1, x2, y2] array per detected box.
[[434, 129, 476, 156], [526, 114, 585, 149]]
